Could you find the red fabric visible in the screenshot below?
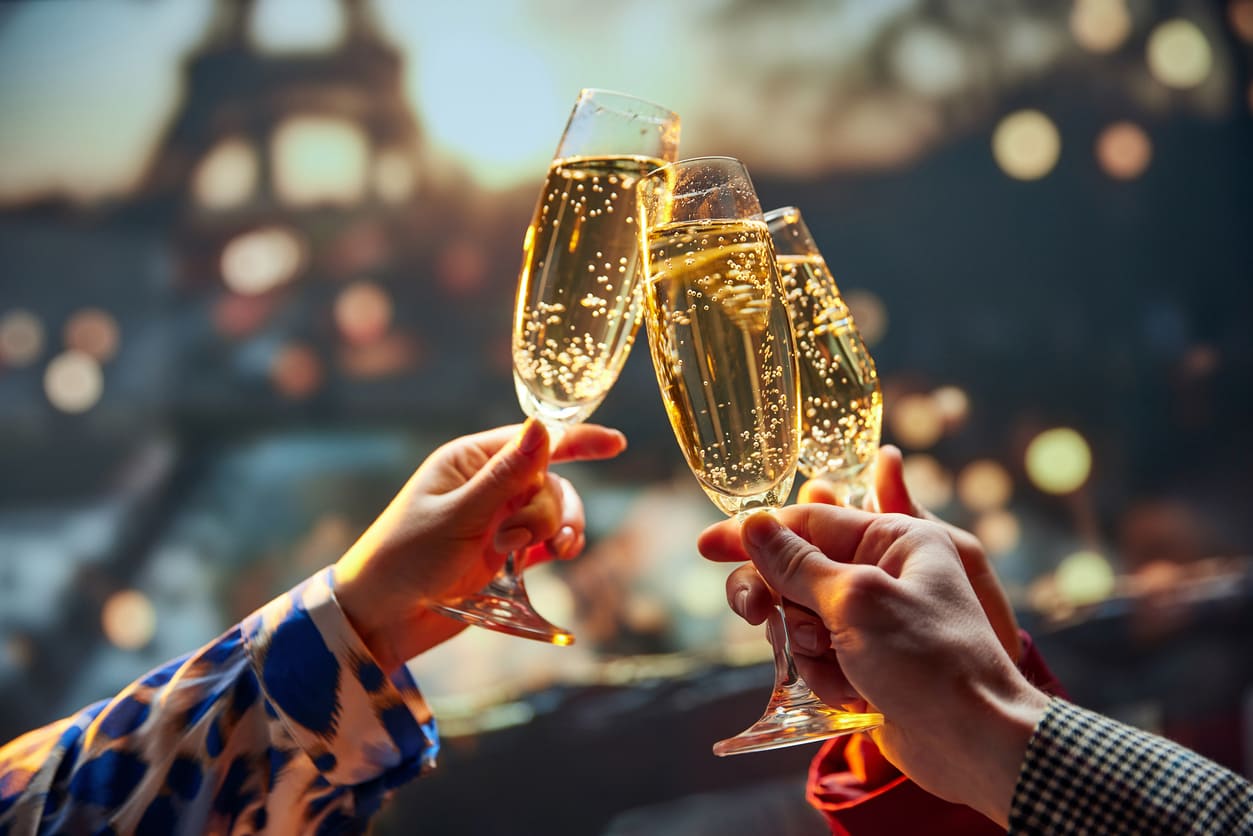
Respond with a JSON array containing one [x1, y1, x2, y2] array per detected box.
[[807, 630, 1067, 835]]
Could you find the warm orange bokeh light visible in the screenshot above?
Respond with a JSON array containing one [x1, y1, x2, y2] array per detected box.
[[1070, 0, 1133, 53], [957, 459, 1013, 512], [890, 393, 945, 450], [64, 308, 121, 363], [334, 281, 394, 346], [271, 343, 323, 399], [102, 589, 157, 651], [901, 454, 953, 509], [1233, 0, 1253, 43], [1096, 121, 1152, 180], [974, 510, 1021, 556]]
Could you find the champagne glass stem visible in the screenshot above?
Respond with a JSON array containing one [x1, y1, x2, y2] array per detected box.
[[429, 549, 574, 646], [712, 604, 882, 757]]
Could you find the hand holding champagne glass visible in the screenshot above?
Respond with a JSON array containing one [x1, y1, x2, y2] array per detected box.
[[765, 207, 882, 508], [639, 157, 882, 755], [430, 89, 680, 645]]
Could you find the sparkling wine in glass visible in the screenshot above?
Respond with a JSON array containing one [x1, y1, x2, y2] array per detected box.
[[639, 157, 881, 755], [429, 89, 680, 645], [765, 207, 882, 508]]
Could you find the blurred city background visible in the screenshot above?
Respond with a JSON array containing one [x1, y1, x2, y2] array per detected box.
[[1, 0, 1251, 833]]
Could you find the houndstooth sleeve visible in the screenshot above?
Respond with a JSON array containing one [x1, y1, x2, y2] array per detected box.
[[1009, 698, 1253, 835]]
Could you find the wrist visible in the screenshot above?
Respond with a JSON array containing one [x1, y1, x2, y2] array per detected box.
[[332, 560, 403, 673], [963, 673, 1050, 827]]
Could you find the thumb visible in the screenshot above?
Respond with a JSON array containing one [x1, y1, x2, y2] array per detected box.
[[874, 445, 919, 516], [460, 418, 549, 512], [740, 512, 846, 615]]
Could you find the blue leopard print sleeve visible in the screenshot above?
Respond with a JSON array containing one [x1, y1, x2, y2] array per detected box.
[[0, 567, 439, 835]]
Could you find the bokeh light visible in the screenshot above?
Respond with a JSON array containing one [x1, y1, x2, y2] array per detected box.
[[438, 241, 489, 296], [64, 308, 120, 363], [334, 281, 394, 346], [931, 385, 969, 429], [1096, 121, 1152, 180], [220, 226, 305, 295], [270, 342, 323, 399], [992, 110, 1061, 181], [44, 350, 104, 413], [891, 25, 969, 98], [192, 138, 259, 210], [101, 589, 157, 651], [1232, 0, 1253, 44], [1025, 427, 1092, 495], [957, 459, 1013, 512], [373, 149, 415, 204], [974, 510, 1021, 556], [0, 310, 45, 367], [272, 116, 369, 207], [1055, 550, 1116, 606], [1146, 19, 1213, 90], [844, 289, 888, 347], [901, 454, 953, 509], [889, 393, 945, 450], [1069, 0, 1132, 54]]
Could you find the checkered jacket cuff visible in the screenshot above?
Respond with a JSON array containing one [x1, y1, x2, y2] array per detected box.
[[1009, 698, 1253, 834]]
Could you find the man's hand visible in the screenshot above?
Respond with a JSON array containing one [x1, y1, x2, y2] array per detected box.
[[698, 505, 1048, 828], [723, 445, 1021, 664], [333, 419, 626, 672]]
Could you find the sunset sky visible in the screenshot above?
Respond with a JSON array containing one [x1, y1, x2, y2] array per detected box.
[[0, 0, 1236, 203], [0, 0, 962, 202]]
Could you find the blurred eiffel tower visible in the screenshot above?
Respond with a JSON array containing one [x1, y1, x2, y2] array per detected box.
[[128, 0, 499, 413], [143, 0, 422, 213]]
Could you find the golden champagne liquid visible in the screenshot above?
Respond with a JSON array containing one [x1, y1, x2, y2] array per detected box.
[[645, 219, 799, 517], [777, 254, 882, 481], [512, 155, 666, 427]]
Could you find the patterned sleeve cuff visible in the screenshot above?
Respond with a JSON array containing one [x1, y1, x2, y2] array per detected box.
[[1009, 698, 1253, 834], [242, 568, 440, 787]]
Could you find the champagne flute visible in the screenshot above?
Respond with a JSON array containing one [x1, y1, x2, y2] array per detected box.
[[638, 157, 881, 755], [430, 89, 680, 645], [765, 207, 882, 508]]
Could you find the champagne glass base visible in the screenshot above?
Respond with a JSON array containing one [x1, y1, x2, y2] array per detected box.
[[712, 683, 882, 757], [429, 595, 575, 646]]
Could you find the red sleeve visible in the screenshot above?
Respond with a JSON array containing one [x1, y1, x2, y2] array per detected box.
[[807, 630, 1067, 835]]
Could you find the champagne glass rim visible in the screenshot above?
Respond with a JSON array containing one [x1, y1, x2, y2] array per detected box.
[[763, 205, 803, 225], [645, 154, 746, 173], [576, 88, 678, 125]]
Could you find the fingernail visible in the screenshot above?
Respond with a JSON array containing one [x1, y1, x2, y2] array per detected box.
[[551, 525, 576, 557], [495, 526, 532, 553], [733, 588, 749, 617], [742, 512, 781, 548], [518, 419, 546, 454], [790, 622, 822, 654]]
